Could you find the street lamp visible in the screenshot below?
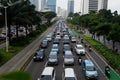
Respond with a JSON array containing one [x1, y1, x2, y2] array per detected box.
[[4, 6, 8, 52], [0, 1, 21, 52]]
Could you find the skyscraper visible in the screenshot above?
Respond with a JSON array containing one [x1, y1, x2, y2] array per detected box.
[[40, 0, 47, 11], [89, 0, 98, 12], [46, 0, 56, 13], [68, 0, 74, 16], [81, 0, 108, 15], [98, 0, 108, 10]]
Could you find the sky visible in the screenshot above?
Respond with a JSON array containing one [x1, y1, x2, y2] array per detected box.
[[108, 0, 120, 14], [56, 0, 120, 14]]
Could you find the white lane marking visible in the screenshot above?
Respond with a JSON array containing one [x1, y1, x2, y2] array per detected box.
[[86, 51, 104, 73], [37, 78, 40, 80], [45, 61, 48, 67]]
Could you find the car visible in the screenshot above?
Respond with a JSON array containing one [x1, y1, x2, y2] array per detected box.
[[53, 38, 59, 44], [63, 35, 69, 39], [55, 35, 61, 40], [40, 39, 48, 48], [71, 37, 77, 43], [63, 44, 72, 53], [38, 67, 56, 80], [0, 34, 6, 41], [75, 44, 86, 55], [46, 34, 52, 41], [63, 68, 77, 80], [64, 51, 74, 65], [82, 60, 98, 80], [63, 38, 70, 44], [33, 49, 45, 61], [51, 44, 59, 53], [48, 51, 58, 65]]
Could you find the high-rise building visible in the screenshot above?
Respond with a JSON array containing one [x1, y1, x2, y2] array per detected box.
[[81, 0, 108, 15], [40, 0, 47, 11], [98, 0, 108, 10], [46, 0, 56, 13], [68, 0, 74, 16]]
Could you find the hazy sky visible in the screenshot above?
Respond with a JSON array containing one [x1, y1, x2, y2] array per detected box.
[[108, 0, 120, 14]]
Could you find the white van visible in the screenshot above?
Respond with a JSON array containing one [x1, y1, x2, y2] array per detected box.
[[38, 67, 56, 80], [63, 68, 77, 80]]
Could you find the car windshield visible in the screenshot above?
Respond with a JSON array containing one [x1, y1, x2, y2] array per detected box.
[[49, 55, 57, 59], [86, 66, 95, 71], [52, 46, 58, 49], [64, 46, 70, 50], [37, 52, 43, 56], [41, 75, 51, 80], [65, 77, 75, 80], [43, 41, 47, 44], [77, 46, 84, 49], [65, 55, 73, 58]]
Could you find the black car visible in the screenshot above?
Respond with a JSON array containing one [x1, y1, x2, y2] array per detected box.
[[63, 38, 70, 44], [53, 39, 59, 44], [40, 39, 48, 48], [33, 49, 45, 61]]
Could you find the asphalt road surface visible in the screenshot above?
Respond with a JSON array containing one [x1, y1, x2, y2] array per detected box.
[[26, 21, 108, 80]]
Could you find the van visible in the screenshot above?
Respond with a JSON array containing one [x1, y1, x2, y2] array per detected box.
[[38, 67, 56, 80], [63, 68, 77, 80], [82, 60, 98, 80]]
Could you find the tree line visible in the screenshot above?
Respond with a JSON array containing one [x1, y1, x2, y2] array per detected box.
[[0, 0, 56, 45], [67, 9, 120, 50]]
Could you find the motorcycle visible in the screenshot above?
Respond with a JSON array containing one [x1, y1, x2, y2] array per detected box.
[[88, 46, 92, 52], [105, 66, 111, 78]]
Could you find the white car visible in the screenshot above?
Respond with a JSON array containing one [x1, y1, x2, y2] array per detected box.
[[46, 34, 52, 41], [55, 35, 61, 40], [63, 68, 77, 80], [71, 37, 76, 42], [75, 44, 85, 55]]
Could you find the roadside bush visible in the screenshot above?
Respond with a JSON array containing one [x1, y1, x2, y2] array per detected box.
[[11, 36, 29, 46], [83, 35, 120, 71], [0, 71, 32, 80]]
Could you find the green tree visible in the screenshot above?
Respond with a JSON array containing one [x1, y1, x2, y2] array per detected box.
[[107, 24, 120, 50]]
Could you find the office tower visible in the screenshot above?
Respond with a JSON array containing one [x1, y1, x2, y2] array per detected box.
[[40, 0, 47, 11], [89, 0, 98, 12], [98, 0, 108, 10], [46, 0, 56, 13], [68, 0, 74, 15], [81, 0, 108, 15]]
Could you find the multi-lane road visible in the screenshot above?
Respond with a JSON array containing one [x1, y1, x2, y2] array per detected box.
[[26, 21, 108, 80]]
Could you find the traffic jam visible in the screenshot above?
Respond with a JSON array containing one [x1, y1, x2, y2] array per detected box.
[[27, 21, 109, 80]]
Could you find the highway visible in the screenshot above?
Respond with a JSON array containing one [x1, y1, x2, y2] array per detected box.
[[26, 21, 108, 80]]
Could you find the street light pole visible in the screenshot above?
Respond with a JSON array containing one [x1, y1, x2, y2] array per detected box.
[[4, 6, 9, 52], [0, 0, 21, 52]]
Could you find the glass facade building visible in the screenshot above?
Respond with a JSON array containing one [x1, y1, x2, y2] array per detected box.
[[47, 0, 56, 13]]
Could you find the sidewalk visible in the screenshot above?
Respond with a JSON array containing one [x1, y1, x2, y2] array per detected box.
[[0, 24, 55, 75]]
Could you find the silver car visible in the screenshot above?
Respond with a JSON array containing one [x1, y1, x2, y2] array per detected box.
[[48, 51, 58, 65], [64, 51, 74, 65]]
